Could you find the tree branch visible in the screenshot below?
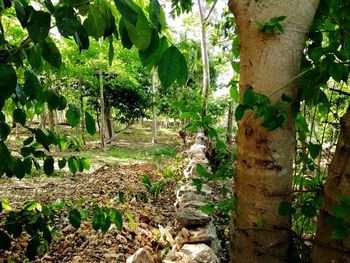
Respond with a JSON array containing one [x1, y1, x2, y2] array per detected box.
[[329, 88, 350, 97], [204, 0, 218, 22]]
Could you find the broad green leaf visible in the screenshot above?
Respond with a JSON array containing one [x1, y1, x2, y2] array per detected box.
[[196, 165, 213, 179], [55, 6, 80, 38], [46, 90, 61, 110], [308, 143, 322, 159], [0, 64, 17, 99], [41, 37, 62, 68], [149, 0, 162, 32], [192, 178, 202, 192], [329, 63, 348, 82], [332, 204, 350, 219], [158, 46, 188, 88], [26, 237, 40, 260], [80, 209, 89, 220], [44, 156, 54, 175], [139, 34, 168, 68], [68, 157, 78, 175], [124, 12, 152, 50], [231, 61, 240, 73], [119, 18, 133, 49], [278, 201, 295, 216], [83, 5, 106, 40], [230, 82, 239, 102], [235, 104, 250, 121], [0, 230, 11, 250], [13, 158, 25, 179], [58, 158, 66, 169], [114, 0, 138, 26], [5, 222, 22, 238], [27, 11, 51, 43], [23, 158, 32, 174], [85, 112, 96, 135], [74, 26, 90, 51], [112, 210, 123, 230], [80, 157, 90, 170], [331, 230, 347, 240], [301, 204, 317, 218], [92, 212, 103, 231], [66, 103, 81, 128], [15, 1, 30, 27], [0, 123, 10, 141], [101, 214, 111, 233], [69, 208, 81, 229]]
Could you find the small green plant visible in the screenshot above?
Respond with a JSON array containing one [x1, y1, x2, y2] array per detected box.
[[141, 175, 166, 198], [256, 16, 287, 33], [325, 195, 350, 240]]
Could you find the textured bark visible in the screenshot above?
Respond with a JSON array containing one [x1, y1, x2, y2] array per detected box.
[[48, 110, 55, 132], [229, 1, 319, 262], [152, 71, 158, 144], [312, 106, 350, 262]]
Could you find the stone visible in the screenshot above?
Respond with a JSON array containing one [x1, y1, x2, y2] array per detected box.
[[176, 207, 211, 227], [182, 244, 219, 263], [126, 248, 155, 263], [175, 192, 208, 207], [177, 184, 211, 198], [176, 200, 206, 209], [164, 244, 219, 263], [209, 239, 221, 254], [175, 222, 217, 244]]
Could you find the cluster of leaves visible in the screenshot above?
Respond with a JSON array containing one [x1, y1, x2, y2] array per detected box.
[[256, 16, 287, 33], [325, 195, 350, 239], [0, 198, 130, 260], [235, 88, 290, 131], [141, 175, 166, 199]]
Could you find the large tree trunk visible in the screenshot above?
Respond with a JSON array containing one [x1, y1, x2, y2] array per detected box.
[[312, 106, 350, 262], [48, 110, 55, 132], [229, 1, 319, 262]]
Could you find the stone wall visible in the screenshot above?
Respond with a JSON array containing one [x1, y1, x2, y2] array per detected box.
[[163, 132, 221, 263]]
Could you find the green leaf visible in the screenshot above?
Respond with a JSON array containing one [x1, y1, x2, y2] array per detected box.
[[119, 18, 133, 49], [46, 90, 61, 110], [125, 211, 136, 229], [301, 204, 317, 218], [332, 204, 350, 219], [5, 222, 22, 238], [85, 112, 96, 135], [80, 157, 90, 170], [108, 36, 114, 66], [68, 157, 78, 175], [0, 230, 11, 250], [278, 201, 295, 216], [66, 103, 81, 128], [44, 156, 54, 175], [329, 63, 348, 82], [308, 143, 322, 159], [83, 5, 106, 40], [149, 0, 163, 32], [124, 12, 152, 50], [69, 208, 81, 229], [331, 230, 347, 240], [27, 11, 51, 43], [80, 209, 89, 220], [112, 210, 123, 230], [55, 6, 80, 38], [231, 61, 240, 73], [192, 178, 202, 192], [92, 212, 103, 231], [114, 0, 138, 26], [0, 64, 17, 99], [101, 214, 111, 234], [139, 34, 168, 68], [15, 1, 30, 27], [13, 108, 26, 126], [13, 158, 25, 179], [230, 82, 239, 102], [235, 104, 250, 121], [0, 123, 10, 141], [158, 46, 188, 88], [196, 165, 213, 179], [26, 237, 40, 260], [41, 37, 62, 68], [74, 26, 90, 52]]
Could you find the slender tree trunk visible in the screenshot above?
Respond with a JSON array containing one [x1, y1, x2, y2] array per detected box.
[[48, 110, 55, 132], [198, 0, 211, 118], [226, 98, 234, 145], [152, 71, 158, 144], [229, 1, 319, 262], [99, 70, 105, 149], [104, 108, 113, 139], [312, 106, 350, 262], [80, 88, 86, 146]]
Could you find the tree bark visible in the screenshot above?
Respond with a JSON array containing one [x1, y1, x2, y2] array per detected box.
[[80, 89, 86, 146], [312, 106, 350, 262], [48, 110, 55, 132], [104, 108, 113, 140], [229, 1, 319, 262], [198, 0, 211, 118], [152, 71, 158, 144]]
